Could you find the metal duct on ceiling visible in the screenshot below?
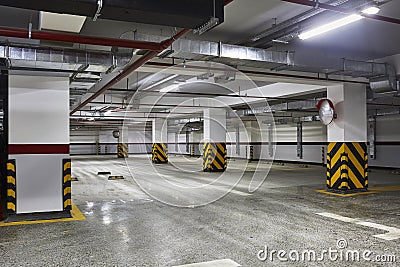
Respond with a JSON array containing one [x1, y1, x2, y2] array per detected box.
[[131, 33, 294, 68], [335, 59, 397, 93], [0, 44, 133, 72], [370, 77, 397, 93]]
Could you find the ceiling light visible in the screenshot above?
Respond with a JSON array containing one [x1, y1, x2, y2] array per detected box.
[[144, 74, 179, 91], [361, 6, 380, 15], [193, 17, 220, 35], [40, 11, 86, 33], [160, 84, 180, 93], [299, 14, 362, 40]]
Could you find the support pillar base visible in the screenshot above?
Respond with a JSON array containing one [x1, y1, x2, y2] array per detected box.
[[117, 143, 128, 158], [327, 142, 368, 192], [203, 142, 227, 172], [152, 143, 168, 164]]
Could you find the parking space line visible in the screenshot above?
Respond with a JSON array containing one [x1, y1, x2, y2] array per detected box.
[[317, 212, 400, 240], [172, 259, 241, 267]]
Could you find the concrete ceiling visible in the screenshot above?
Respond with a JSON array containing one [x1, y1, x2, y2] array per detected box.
[[198, 0, 311, 43], [0, 0, 399, 61], [0, 0, 399, 124]]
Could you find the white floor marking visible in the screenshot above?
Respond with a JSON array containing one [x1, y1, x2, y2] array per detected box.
[[172, 259, 241, 267], [317, 212, 400, 240], [211, 185, 251, 196], [317, 212, 358, 223], [229, 189, 252, 196]]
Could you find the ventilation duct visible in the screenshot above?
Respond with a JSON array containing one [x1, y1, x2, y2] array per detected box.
[[329, 59, 398, 94], [0, 44, 133, 72], [370, 76, 397, 93], [130, 33, 294, 68]]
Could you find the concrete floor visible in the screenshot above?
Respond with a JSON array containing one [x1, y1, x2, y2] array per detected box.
[[0, 155, 399, 266]]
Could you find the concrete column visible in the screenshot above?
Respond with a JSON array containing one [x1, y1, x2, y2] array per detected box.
[[0, 71, 8, 220], [152, 118, 168, 163], [326, 83, 368, 192], [117, 126, 129, 158], [244, 121, 258, 161], [8, 75, 70, 215], [203, 108, 227, 172], [189, 131, 202, 157]]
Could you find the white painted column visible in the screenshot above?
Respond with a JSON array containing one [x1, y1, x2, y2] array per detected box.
[[8, 75, 69, 214], [203, 108, 227, 171], [326, 83, 368, 192], [327, 83, 367, 142], [152, 118, 168, 163], [188, 131, 194, 155], [118, 126, 129, 158], [152, 118, 168, 144], [244, 121, 260, 160], [203, 108, 226, 143]]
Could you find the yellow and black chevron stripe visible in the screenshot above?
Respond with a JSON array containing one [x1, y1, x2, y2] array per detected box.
[[152, 143, 168, 163], [249, 145, 254, 162], [117, 143, 128, 158], [6, 160, 16, 214], [108, 175, 124, 180], [203, 142, 227, 172], [327, 142, 368, 192], [62, 159, 72, 211]]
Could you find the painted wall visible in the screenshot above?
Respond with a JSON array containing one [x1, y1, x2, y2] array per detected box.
[[369, 115, 400, 168], [70, 117, 400, 168], [70, 128, 151, 155]]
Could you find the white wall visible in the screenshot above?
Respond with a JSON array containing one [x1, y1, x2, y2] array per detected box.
[[70, 128, 151, 155], [70, 116, 400, 168], [369, 115, 400, 168], [70, 129, 98, 155]]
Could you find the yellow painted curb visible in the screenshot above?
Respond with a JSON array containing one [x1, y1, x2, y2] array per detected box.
[[0, 204, 86, 227], [316, 185, 400, 197]]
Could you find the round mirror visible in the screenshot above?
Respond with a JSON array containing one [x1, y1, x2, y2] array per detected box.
[[317, 99, 335, 125], [112, 130, 120, 138]]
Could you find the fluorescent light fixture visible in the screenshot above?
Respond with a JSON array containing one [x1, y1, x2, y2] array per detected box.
[[144, 74, 179, 91], [361, 6, 380, 15], [299, 14, 362, 40], [40, 11, 86, 33], [160, 84, 180, 93]]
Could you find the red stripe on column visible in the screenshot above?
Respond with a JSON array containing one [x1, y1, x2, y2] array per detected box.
[[8, 144, 70, 154]]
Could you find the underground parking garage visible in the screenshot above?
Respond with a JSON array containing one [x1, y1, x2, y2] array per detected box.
[[0, 0, 399, 266]]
